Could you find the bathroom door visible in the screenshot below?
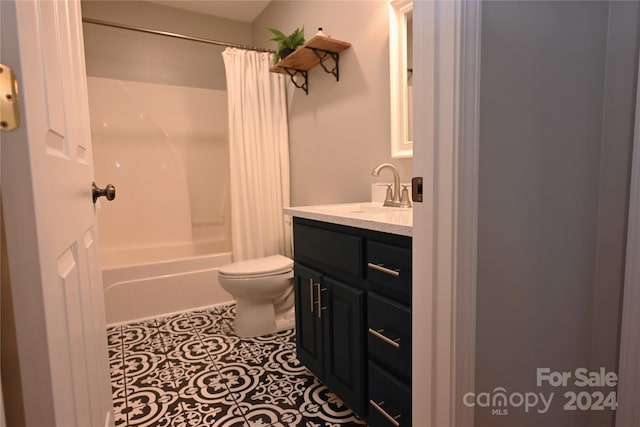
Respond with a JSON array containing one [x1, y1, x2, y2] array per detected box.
[[1, 1, 113, 426]]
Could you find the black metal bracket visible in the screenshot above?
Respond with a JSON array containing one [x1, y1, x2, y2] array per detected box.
[[282, 67, 308, 95], [279, 48, 343, 95], [308, 47, 341, 81]]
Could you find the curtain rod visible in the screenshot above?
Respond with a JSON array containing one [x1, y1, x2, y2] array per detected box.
[[82, 17, 275, 53]]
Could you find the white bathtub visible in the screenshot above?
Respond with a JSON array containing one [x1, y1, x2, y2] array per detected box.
[[102, 242, 234, 325]]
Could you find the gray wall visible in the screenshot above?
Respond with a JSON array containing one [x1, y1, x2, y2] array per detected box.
[[82, 1, 252, 90], [252, 1, 413, 206], [475, 1, 639, 427]]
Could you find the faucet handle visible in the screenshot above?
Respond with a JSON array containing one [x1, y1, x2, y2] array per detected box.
[[400, 184, 412, 208], [384, 184, 394, 203]]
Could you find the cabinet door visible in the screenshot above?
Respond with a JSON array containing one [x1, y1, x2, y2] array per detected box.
[[294, 263, 324, 376], [323, 277, 366, 415]]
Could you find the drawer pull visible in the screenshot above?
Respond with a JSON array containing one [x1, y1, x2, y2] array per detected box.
[[369, 400, 401, 427], [309, 279, 314, 313], [368, 328, 401, 348], [368, 262, 400, 277]]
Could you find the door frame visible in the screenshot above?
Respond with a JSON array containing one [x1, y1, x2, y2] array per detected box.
[[615, 53, 640, 427], [413, 1, 640, 426], [412, 1, 481, 426]]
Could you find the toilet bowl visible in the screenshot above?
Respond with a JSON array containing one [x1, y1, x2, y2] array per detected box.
[[218, 255, 295, 337]]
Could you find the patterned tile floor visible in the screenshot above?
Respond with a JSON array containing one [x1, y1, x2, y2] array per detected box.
[[107, 304, 368, 427]]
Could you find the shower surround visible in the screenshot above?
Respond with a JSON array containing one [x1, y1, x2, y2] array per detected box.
[[87, 77, 233, 324]]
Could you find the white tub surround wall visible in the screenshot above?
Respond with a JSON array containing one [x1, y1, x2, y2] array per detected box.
[[87, 77, 230, 256], [89, 78, 189, 250], [87, 78, 233, 324]]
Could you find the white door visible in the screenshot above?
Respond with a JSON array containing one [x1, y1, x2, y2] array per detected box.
[[1, 1, 113, 426]]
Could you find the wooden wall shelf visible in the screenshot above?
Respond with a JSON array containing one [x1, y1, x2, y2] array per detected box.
[[270, 35, 351, 95]]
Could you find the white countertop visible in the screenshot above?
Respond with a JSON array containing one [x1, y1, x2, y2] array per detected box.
[[283, 202, 412, 237]]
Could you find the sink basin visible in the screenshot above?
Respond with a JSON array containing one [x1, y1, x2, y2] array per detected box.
[[357, 204, 411, 213], [313, 203, 411, 215]]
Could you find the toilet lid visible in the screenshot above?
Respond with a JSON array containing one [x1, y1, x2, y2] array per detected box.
[[219, 255, 293, 278]]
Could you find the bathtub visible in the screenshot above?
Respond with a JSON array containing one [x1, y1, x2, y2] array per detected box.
[[102, 241, 234, 325]]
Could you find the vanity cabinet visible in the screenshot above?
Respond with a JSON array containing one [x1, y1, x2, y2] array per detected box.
[[294, 264, 366, 414], [291, 217, 412, 425], [293, 222, 366, 415]]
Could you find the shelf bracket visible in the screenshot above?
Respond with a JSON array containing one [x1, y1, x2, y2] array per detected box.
[[308, 47, 340, 81], [282, 67, 308, 95]]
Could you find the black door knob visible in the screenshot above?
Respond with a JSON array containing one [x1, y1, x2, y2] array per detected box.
[[92, 182, 116, 203]]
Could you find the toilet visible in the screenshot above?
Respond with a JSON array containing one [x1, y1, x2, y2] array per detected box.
[[218, 255, 295, 338]]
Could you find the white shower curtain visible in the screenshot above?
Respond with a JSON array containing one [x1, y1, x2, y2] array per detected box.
[[222, 48, 291, 262]]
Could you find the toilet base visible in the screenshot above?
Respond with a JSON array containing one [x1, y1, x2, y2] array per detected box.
[[233, 299, 295, 338], [274, 306, 295, 332]]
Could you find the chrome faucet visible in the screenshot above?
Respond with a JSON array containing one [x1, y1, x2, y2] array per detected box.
[[371, 163, 412, 208]]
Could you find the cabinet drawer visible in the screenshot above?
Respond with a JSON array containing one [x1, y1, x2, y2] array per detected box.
[[367, 241, 411, 303], [367, 293, 411, 383], [368, 361, 411, 427], [294, 223, 364, 277]]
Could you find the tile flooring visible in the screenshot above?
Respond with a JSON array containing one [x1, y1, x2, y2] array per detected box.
[[107, 304, 368, 427]]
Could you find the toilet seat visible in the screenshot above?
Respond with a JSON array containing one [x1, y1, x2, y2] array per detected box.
[[219, 255, 293, 279]]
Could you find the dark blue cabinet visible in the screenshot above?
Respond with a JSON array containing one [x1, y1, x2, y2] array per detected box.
[[292, 217, 412, 425], [293, 263, 366, 415], [293, 263, 324, 376], [323, 277, 365, 414]]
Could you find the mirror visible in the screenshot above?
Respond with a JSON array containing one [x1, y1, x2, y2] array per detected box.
[[389, 0, 413, 158]]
